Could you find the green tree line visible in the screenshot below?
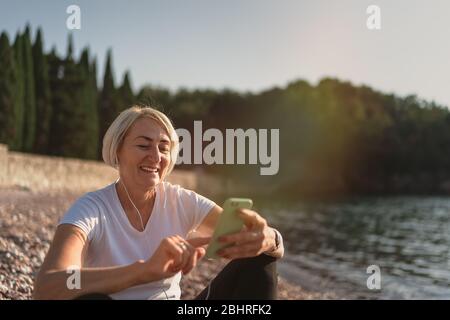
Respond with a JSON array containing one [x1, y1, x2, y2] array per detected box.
[[2, 26, 450, 196], [0, 26, 132, 159]]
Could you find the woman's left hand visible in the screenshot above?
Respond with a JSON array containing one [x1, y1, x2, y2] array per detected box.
[[217, 208, 276, 260]]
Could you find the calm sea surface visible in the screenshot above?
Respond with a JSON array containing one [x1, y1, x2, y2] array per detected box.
[[262, 196, 450, 299]]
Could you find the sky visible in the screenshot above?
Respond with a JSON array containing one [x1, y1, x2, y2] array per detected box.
[[1, 0, 450, 107]]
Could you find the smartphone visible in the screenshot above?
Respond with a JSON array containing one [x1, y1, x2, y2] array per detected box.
[[205, 198, 253, 259]]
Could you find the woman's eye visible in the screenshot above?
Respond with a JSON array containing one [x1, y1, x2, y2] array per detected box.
[[137, 145, 149, 149]]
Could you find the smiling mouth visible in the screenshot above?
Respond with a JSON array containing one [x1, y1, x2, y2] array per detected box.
[[140, 166, 160, 174]]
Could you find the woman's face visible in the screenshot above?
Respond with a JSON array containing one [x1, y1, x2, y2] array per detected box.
[[117, 117, 171, 191]]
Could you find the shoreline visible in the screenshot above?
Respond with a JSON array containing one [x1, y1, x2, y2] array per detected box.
[[0, 187, 336, 300]]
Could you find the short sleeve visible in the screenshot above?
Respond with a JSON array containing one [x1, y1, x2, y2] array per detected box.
[[58, 194, 101, 243], [177, 187, 217, 232]]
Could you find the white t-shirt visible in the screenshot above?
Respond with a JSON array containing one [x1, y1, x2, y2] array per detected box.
[[58, 181, 216, 300]]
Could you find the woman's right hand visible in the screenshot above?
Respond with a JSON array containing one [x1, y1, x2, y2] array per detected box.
[[139, 235, 211, 283]]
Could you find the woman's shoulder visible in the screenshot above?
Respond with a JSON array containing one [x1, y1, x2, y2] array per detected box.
[[160, 181, 215, 206], [160, 181, 196, 198], [58, 184, 115, 241], [70, 182, 116, 213], [86, 182, 116, 200]]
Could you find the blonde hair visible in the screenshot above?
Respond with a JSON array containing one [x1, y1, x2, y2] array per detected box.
[[102, 105, 179, 178]]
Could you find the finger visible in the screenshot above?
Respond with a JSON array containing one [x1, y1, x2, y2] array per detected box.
[[186, 236, 212, 248], [219, 230, 263, 244], [166, 237, 185, 272], [182, 247, 199, 275], [220, 248, 258, 260], [166, 237, 183, 265], [196, 247, 206, 260], [182, 246, 206, 275], [219, 239, 266, 259], [180, 247, 194, 272], [236, 208, 267, 228], [175, 237, 195, 272], [218, 240, 262, 257]]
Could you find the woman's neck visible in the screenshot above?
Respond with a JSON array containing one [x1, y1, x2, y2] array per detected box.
[[116, 179, 156, 220]]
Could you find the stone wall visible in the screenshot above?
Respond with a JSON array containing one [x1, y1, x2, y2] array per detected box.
[[0, 144, 8, 186], [0, 144, 199, 193], [0, 144, 252, 198]]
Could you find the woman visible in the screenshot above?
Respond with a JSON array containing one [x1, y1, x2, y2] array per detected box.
[[33, 106, 284, 300]]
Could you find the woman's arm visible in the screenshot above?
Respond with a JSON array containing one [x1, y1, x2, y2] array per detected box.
[[34, 225, 209, 299], [33, 224, 147, 299], [194, 205, 222, 236]]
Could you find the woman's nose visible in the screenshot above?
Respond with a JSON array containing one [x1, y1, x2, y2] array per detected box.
[[147, 146, 161, 162]]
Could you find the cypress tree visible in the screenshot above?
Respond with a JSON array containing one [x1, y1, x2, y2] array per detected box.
[[0, 32, 18, 146], [22, 25, 36, 152], [32, 28, 52, 153], [12, 32, 25, 151], [90, 57, 100, 159], [91, 58, 102, 159], [48, 36, 80, 157], [47, 47, 65, 156], [78, 48, 99, 159], [67, 33, 74, 60], [57, 33, 84, 157], [49, 34, 99, 159], [91, 58, 99, 99], [98, 49, 119, 156], [119, 71, 135, 110]]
